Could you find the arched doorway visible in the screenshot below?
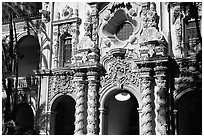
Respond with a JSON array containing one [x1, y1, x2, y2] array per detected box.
[[17, 35, 40, 77], [12, 103, 34, 132], [102, 89, 140, 135], [176, 90, 202, 135], [50, 95, 76, 135]]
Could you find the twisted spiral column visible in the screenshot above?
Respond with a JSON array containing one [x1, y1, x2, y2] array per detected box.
[[140, 67, 155, 135], [74, 72, 86, 135], [87, 71, 99, 135], [154, 66, 168, 135]]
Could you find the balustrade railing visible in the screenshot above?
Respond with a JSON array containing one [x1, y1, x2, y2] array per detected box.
[[14, 76, 38, 89]]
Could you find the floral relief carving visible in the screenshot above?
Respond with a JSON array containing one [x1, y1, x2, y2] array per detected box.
[[48, 73, 75, 107], [100, 57, 139, 89]]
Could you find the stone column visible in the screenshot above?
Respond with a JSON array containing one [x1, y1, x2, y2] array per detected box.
[[87, 71, 99, 135], [154, 64, 168, 135], [137, 108, 142, 135], [99, 108, 108, 135], [173, 109, 178, 135], [74, 72, 86, 135], [140, 66, 155, 135]]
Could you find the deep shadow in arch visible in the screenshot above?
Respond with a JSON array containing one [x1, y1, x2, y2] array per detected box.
[[17, 35, 40, 77], [51, 95, 76, 135], [176, 89, 202, 135], [12, 103, 34, 132], [103, 89, 139, 135]]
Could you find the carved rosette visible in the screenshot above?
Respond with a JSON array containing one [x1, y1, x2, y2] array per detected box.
[[154, 65, 167, 135], [87, 71, 99, 134], [140, 67, 155, 135], [74, 72, 86, 135]]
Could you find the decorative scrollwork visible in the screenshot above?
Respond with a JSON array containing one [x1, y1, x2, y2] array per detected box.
[[100, 57, 139, 89]]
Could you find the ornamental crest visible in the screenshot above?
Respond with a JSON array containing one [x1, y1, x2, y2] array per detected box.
[[101, 58, 139, 88]]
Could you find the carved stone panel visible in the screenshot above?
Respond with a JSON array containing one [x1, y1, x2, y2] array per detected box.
[[100, 57, 139, 92]]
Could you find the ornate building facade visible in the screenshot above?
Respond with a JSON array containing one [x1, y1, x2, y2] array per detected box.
[[2, 2, 202, 135]]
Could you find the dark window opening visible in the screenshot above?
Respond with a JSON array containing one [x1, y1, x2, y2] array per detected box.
[[62, 37, 72, 66], [185, 19, 201, 56]]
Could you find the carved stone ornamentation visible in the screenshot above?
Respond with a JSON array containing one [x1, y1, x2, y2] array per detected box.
[[74, 73, 86, 135], [61, 5, 74, 20], [87, 73, 99, 134], [84, 11, 92, 37], [53, 26, 59, 68], [172, 5, 183, 58], [47, 72, 75, 110], [140, 67, 155, 135], [59, 24, 72, 34], [141, 2, 159, 29], [154, 65, 168, 135], [100, 57, 139, 90], [91, 5, 98, 46], [139, 27, 167, 58]]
